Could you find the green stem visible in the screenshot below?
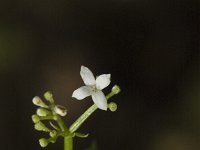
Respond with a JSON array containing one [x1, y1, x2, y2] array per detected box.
[[55, 114, 68, 132], [54, 114, 72, 150], [69, 104, 98, 133], [64, 136, 73, 150], [69, 91, 116, 133]]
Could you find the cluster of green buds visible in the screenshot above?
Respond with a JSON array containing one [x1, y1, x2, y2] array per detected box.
[[32, 91, 68, 147]]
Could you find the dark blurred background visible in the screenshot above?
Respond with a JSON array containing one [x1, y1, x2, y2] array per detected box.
[[0, 0, 199, 150]]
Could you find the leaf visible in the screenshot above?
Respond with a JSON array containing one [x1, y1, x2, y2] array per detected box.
[[75, 132, 89, 138], [49, 122, 60, 131]]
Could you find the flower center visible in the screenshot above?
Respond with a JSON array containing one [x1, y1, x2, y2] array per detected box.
[[90, 85, 98, 92]]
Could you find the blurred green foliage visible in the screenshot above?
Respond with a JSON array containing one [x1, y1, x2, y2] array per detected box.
[[0, 26, 32, 71], [85, 141, 98, 150]]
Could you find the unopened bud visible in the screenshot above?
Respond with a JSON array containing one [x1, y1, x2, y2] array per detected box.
[[108, 102, 117, 112], [32, 114, 40, 123], [44, 91, 54, 103], [37, 108, 52, 116], [32, 96, 48, 108], [34, 121, 50, 132], [39, 138, 49, 147], [49, 130, 57, 138], [112, 85, 121, 95], [54, 105, 67, 116]]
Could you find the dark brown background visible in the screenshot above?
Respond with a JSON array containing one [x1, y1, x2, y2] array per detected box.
[[0, 0, 199, 150]]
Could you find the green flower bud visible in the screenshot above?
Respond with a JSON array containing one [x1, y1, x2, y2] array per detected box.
[[54, 105, 67, 116], [32, 96, 48, 108], [44, 91, 54, 103], [39, 138, 49, 147], [112, 85, 121, 95], [49, 130, 57, 138], [36, 108, 52, 116], [34, 121, 50, 132], [108, 102, 117, 112], [32, 114, 40, 123], [49, 138, 56, 143]]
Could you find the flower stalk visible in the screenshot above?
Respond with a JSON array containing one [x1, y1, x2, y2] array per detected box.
[[70, 87, 120, 133]]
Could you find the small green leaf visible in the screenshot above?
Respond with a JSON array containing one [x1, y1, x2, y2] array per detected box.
[[49, 122, 60, 131], [75, 132, 89, 138]]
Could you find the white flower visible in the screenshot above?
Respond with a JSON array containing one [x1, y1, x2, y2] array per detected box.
[[54, 105, 67, 116], [72, 66, 111, 110]]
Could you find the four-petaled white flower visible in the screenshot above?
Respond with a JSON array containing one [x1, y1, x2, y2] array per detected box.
[[72, 66, 111, 110]]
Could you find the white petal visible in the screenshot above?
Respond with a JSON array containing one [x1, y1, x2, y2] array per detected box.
[[80, 66, 96, 86], [92, 91, 107, 110], [72, 86, 91, 100], [96, 74, 111, 90]]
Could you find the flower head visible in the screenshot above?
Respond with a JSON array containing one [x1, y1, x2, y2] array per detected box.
[[72, 66, 111, 110]]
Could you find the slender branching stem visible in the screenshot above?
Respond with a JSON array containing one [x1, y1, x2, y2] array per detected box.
[[69, 90, 116, 133]]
